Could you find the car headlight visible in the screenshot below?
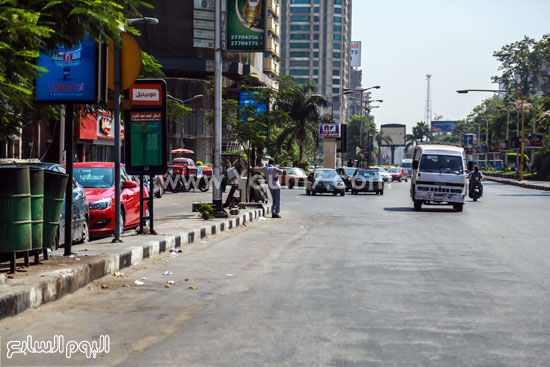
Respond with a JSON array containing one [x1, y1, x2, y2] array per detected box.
[[90, 198, 112, 210], [336, 181, 345, 187]]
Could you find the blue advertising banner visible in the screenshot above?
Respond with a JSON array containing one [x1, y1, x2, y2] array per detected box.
[[431, 120, 457, 134], [239, 90, 268, 136], [319, 123, 341, 138], [35, 39, 99, 103]]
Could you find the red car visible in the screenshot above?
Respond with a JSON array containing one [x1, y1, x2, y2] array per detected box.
[[73, 162, 149, 237], [388, 167, 409, 182]]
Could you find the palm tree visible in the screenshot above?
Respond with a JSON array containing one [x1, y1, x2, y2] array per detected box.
[[275, 80, 328, 161]]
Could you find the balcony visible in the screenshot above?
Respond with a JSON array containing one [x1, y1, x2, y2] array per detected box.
[[266, 0, 280, 18], [266, 17, 280, 38], [264, 58, 280, 76], [266, 37, 280, 58]]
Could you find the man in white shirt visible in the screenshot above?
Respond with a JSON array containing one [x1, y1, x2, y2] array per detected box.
[[253, 159, 283, 218]]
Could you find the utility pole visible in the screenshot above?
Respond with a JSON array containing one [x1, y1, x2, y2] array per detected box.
[[212, 0, 223, 214]]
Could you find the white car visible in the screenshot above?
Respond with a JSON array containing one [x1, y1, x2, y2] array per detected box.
[[369, 166, 392, 182]]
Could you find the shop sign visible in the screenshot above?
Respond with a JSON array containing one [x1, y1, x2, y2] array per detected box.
[[226, 0, 266, 51]]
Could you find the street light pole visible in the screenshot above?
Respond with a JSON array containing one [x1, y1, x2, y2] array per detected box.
[[457, 89, 525, 180], [213, 0, 223, 213]]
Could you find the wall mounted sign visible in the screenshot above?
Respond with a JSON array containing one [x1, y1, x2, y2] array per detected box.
[[227, 0, 266, 51]]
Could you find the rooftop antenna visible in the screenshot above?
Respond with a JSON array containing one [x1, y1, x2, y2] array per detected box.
[[425, 74, 432, 127]]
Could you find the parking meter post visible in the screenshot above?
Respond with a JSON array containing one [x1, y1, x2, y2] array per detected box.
[[148, 174, 156, 235], [64, 103, 74, 256]]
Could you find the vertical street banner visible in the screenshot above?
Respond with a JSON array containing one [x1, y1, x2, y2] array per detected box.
[[350, 41, 361, 67], [226, 0, 266, 51], [125, 80, 168, 175]]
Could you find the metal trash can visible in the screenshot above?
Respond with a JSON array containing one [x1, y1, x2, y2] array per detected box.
[[0, 167, 32, 252], [43, 170, 68, 248], [29, 167, 45, 249]]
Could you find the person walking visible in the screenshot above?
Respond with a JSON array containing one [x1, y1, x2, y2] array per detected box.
[[252, 159, 283, 218]]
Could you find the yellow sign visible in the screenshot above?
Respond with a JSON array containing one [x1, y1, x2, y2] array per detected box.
[[108, 32, 141, 91]]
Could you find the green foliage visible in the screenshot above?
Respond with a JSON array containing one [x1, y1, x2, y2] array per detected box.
[[278, 159, 290, 167], [295, 160, 310, 174], [533, 149, 550, 179], [197, 202, 215, 220]]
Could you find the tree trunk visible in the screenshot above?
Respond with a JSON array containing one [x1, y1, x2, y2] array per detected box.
[[299, 141, 304, 162]]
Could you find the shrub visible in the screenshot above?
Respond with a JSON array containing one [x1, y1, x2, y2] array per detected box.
[[533, 149, 550, 179], [295, 160, 311, 174], [197, 202, 215, 220], [279, 159, 290, 167]]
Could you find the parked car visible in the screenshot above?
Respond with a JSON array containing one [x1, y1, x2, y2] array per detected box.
[[194, 166, 212, 192], [280, 167, 307, 189], [73, 162, 149, 237], [336, 167, 357, 191], [164, 164, 186, 192], [172, 158, 197, 191], [388, 167, 409, 182], [369, 166, 392, 182], [0, 161, 89, 246], [305, 168, 346, 196], [143, 175, 164, 198], [351, 169, 384, 195]]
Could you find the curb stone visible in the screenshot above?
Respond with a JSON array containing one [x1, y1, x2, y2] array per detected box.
[[485, 177, 550, 191], [0, 206, 268, 320]]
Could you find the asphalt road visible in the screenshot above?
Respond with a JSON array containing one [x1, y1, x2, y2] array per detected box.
[[1, 181, 550, 366]]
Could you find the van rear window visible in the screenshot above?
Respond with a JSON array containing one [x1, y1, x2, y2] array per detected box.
[[420, 155, 463, 174]]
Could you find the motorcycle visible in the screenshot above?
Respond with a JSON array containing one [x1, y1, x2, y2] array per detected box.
[[469, 176, 483, 201]]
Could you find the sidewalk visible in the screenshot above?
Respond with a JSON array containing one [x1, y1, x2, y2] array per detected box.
[[0, 202, 270, 320], [484, 175, 550, 191]]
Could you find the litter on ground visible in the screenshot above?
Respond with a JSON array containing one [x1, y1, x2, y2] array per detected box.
[[134, 280, 145, 286]]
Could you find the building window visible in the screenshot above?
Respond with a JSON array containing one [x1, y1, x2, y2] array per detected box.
[[332, 78, 340, 85], [334, 16, 341, 23], [314, 16, 319, 22], [290, 51, 310, 57], [314, 7, 319, 13], [332, 88, 340, 94], [313, 61, 319, 66], [333, 61, 341, 67], [333, 70, 340, 76], [333, 25, 341, 32], [290, 42, 310, 49], [333, 43, 341, 50], [294, 78, 309, 84], [333, 52, 341, 58], [313, 51, 319, 58], [290, 7, 310, 13], [290, 24, 310, 31], [314, 25, 319, 31], [290, 60, 309, 67], [291, 0, 310, 3], [334, 0, 342, 4], [290, 15, 310, 21], [333, 34, 341, 41], [313, 69, 318, 75], [290, 69, 310, 76], [334, 7, 341, 14], [290, 34, 310, 40], [313, 42, 319, 49], [314, 34, 319, 40]]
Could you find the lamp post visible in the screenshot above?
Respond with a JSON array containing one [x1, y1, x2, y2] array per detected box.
[[365, 105, 380, 165], [345, 86, 380, 157], [457, 89, 526, 181]]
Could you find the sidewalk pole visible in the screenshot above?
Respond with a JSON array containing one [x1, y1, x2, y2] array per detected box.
[[212, 0, 223, 212], [113, 42, 122, 242], [64, 104, 74, 256]]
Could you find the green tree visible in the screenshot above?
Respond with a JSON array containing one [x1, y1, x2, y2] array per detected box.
[[275, 78, 327, 161], [0, 0, 152, 137]]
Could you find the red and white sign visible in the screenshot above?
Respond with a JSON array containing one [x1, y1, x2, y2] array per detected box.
[[129, 84, 163, 106]]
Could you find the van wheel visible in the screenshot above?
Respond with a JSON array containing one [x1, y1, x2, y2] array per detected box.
[[453, 203, 464, 212], [414, 200, 422, 211]]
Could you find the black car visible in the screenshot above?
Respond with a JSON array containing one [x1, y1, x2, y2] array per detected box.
[[336, 167, 357, 191], [351, 169, 384, 195], [306, 168, 346, 196]]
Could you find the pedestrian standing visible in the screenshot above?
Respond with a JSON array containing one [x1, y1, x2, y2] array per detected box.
[[252, 159, 283, 218], [347, 159, 354, 167]]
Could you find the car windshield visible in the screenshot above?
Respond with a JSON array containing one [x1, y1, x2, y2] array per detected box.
[[286, 168, 305, 175], [420, 154, 463, 174], [357, 171, 379, 178], [74, 167, 113, 188], [389, 168, 401, 173], [344, 168, 356, 175], [315, 170, 338, 179], [379, 167, 388, 172]]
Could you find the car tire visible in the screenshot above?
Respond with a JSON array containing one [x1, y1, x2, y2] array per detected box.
[[155, 184, 164, 198], [289, 181, 295, 189], [333, 191, 338, 196], [119, 211, 125, 235], [380, 189, 384, 195], [79, 219, 89, 244], [453, 203, 464, 212], [340, 191, 345, 197], [414, 200, 422, 211]]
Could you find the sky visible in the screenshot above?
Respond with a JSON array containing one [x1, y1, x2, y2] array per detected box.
[[352, 0, 550, 132]]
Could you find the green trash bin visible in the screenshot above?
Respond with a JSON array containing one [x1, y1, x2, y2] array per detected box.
[[29, 167, 44, 249], [43, 170, 69, 248], [0, 167, 32, 252]]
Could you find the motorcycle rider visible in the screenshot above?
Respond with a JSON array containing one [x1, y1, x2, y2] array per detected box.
[[468, 166, 484, 197]]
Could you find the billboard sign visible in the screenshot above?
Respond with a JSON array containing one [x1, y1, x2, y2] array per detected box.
[[320, 123, 341, 138], [463, 133, 476, 148], [239, 90, 268, 136], [380, 124, 406, 146], [525, 133, 544, 148], [350, 41, 361, 67], [431, 120, 457, 134], [125, 80, 168, 175], [35, 38, 105, 103], [226, 0, 266, 51]]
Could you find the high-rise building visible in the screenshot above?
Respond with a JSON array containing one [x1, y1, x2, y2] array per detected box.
[[280, 0, 353, 122]]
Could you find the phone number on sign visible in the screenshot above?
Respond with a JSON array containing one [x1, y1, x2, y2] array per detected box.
[[49, 83, 85, 93]]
